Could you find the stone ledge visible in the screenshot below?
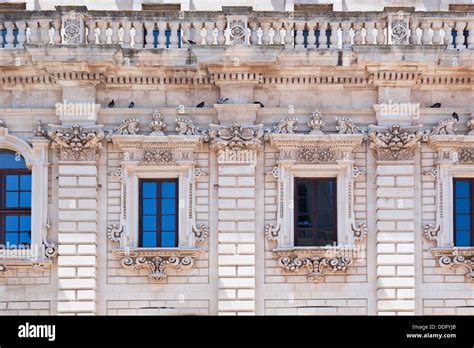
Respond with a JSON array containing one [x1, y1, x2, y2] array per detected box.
[[0, 259, 53, 274]]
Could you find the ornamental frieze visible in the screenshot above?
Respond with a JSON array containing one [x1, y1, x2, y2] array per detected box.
[[141, 149, 173, 164], [297, 148, 335, 163], [367, 124, 425, 161], [48, 124, 105, 161]]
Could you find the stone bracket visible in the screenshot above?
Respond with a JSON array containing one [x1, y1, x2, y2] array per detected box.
[[432, 247, 474, 281], [113, 248, 202, 283]]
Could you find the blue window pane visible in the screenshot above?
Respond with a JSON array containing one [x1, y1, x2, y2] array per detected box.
[[456, 198, 470, 214], [20, 216, 31, 232], [456, 229, 471, 246], [162, 215, 176, 231], [5, 232, 18, 246], [456, 215, 470, 231], [141, 232, 156, 247], [162, 182, 176, 198], [142, 182, 157, 198], [6, 192, 18, 208], [162, 199, 176, 214], [142, 216, 157, 231], [5, 216, 18, 231], [19, 232, 31, 246], [455, 181, 470, 198], [0, 150, 27, 169], [6, 175, 18, 190], [142, 199, 157, 214], [19, 192, 31, 208], [20, 174, 31, 190], [161, 232, 176, 247]]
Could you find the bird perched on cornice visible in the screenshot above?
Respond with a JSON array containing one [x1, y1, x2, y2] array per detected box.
[[430, 102, 441, 108], [108, 100, 115, 108], [128, 102, 135, 108], [452, 112, 459, 120], [254, 101, 264, 108], [196, 101, 204, 108], [217, 98, 229, 104], [187, 40, 196, 45]]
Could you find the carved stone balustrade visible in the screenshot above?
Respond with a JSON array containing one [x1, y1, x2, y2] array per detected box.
[[1, 8, 473, 50]]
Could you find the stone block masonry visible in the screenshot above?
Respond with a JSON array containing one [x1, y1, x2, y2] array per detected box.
[[57, 163, 98, 315], [217, 162, 257, 315], [376, 162, 416, 315]]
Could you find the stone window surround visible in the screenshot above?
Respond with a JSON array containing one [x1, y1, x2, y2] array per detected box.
[[0, 124, 53, 271], [426, 134, 474, 281], [109, 133, 207, 281], [265, 133, 367, 281]]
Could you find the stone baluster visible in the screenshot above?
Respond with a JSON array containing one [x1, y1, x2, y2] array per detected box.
[[431, 21, 443, 45], [27, 21, 39, 44], [364, 22, 375, 44], [86, 21, 94, 45], [467, 22, 474, 49], [111, 22, 120, 45], [329, 21, 340, 48], [272, 22, 282, 45], [129, 23, 137, 48], [261, 22, 271, 45], [443, 22, 454, 47], [53, 19, 62, 45], [15, 21, 27, 47], [375, 21, 386, 44], [420, 21, 432, 45], [318, 21, 328, 48], [409, 19, 419, 44], [249, 22, 259, 45], [168, 21, 179, 48], [199, 23, 207, 45], [157, 21, 167, 48], [4, 21, 15, 48], [216, 19, 226, 45], [145, 21, 156, 48], [294, 21, 305, 48], [180, 21, 190, 45], [190, 23, 198, 44], [353, 22, 363, 45], [204, 22, 214, 45], [105, 22, 113, 44], [39, 20, 51, 46], [283, 22, 293, 47], [306, 21, 316, 47], [341, 21, 352, 48], [98, 21, 107, 45], [122, 21, 132, 48], [455, 22, 466, 49], [134, 21, 144, 48], [117, 23, 125, 45]]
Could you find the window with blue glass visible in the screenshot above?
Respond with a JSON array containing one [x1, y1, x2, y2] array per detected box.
[[139, 179, 178, 248], [454, 178, 474, 247], [294, 178, 337, 246], [0, 150, 31, 248]]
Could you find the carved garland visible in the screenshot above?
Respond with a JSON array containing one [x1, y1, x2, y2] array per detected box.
[[121, 255, 194, 282], [279, 254, 352, 282]]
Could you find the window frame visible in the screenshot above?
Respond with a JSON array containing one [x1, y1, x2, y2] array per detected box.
[[0, 166, 32, 247], [294, 177, 338, 247], [453, 177, 474, 247], [138, 178, 179, 248]]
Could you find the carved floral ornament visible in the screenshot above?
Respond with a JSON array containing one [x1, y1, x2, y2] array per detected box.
[[48, 124, 105, 161]]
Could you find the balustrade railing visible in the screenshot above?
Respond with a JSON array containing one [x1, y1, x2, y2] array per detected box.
[[1, 9, 473, 49]]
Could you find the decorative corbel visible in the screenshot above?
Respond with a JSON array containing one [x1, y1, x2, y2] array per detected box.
[[192, 224, 209, 242], [120, 255, 194, 282], [107, 224, 124, 243], [423, 224, 440, 246], [265, 223, 280, 242], [352, 222, 368, 242], [43, 217, 57, 260]]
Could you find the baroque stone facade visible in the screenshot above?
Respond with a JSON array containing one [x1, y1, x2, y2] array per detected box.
[[1, 1, 474, 316]]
